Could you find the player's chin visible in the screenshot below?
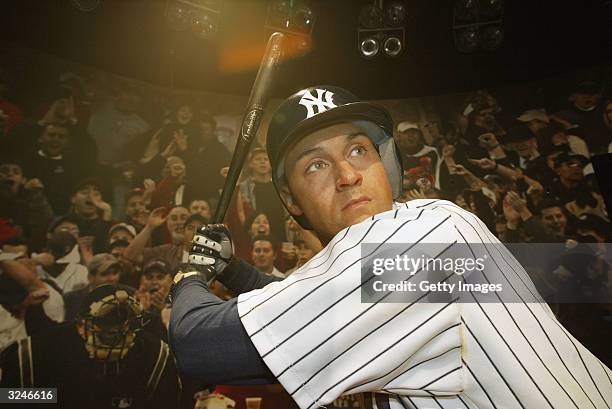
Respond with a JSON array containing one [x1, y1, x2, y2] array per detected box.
[[341, 206, 377, 226]]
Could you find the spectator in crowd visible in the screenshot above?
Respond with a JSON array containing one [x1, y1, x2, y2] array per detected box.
[[502, 124, 557, 186], [88, 85, 150, 217], [188, 198, 212, 221], [284, 239, 316, 276], [233, 211, 272, 261], [123, 188, 148, 232], [36, 231, 89, 293], [251, 235, 284, 278], [67, 179, 113, 254], [0, 70, 23, 136], [0, 284, 180, 408], [0, 159, 54, 251], [139, 103, 197, 170], [136, 258, 173, 340], [502, 194, 574, 243], [20, 123, 82, 214], [238, 147, 286, 240], [215, 124, 236, 153], [149, 155, 190, 208], [462, 93, 505, 141], [393, 121, 441, 189], [554, 79, 611, 155], [109, 238, 129, 259], [549, 152, 593, 205], [124, 210, 206, 273], [181, 113, 231, 204], [517, 109, 590, 158], [63, 253, 123, 322], [0, 256, 64, 353], [108, 222, 136, 245], [48, 215, 81, 239]]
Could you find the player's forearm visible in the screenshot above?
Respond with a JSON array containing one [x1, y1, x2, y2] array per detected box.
[[169, 276, 275, 384], [218, 257, 282, 295]]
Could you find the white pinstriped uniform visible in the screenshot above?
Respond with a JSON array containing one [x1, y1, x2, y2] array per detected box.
[[237, 199, 612, 409]]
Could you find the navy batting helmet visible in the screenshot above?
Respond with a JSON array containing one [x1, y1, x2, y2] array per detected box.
[[266, 85, 403, 229]]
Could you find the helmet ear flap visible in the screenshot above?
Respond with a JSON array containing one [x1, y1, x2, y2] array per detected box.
[[377, 138, 404, 199]]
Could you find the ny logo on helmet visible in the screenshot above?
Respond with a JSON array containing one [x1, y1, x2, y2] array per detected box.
[[299, 89, 337, 119]]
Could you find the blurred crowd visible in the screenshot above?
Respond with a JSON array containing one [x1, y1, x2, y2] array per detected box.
[[0, 65, 611, 408]]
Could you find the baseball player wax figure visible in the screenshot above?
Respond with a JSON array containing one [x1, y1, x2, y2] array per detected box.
[[169, 86, 612, 409]]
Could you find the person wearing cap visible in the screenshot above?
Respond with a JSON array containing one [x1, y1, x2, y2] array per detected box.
[[62, 252, 124, 322], [170, 86, 612, 408], [553, 79, 611, 155], [1, 284, 180, 408], [503, 124, 558, 186], [394, 121, 441, 190], [136, 258, 173, 340], [109, 222, 137, 245], [549, 152, 592, 205]]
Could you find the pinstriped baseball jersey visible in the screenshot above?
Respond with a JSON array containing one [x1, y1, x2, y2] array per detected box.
[[237, 199, 612, 409]]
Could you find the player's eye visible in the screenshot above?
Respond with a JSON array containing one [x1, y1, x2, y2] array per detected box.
[[305, 160, 327, 174], [349, 145, 367, 157]]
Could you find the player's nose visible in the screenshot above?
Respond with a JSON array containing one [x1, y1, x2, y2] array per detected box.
[[335, 160, 362, 191]]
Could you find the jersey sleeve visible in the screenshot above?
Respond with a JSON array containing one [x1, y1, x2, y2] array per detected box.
[[237, 201, 464, 409]]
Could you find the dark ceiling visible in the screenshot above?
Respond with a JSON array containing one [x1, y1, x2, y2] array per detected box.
[[1, 0, 611, 100]]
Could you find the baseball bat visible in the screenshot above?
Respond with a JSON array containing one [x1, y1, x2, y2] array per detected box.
[[212, 32, 285, 223]]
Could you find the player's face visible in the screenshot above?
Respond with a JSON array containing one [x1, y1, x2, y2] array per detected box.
[[283, 123, 393, 244]]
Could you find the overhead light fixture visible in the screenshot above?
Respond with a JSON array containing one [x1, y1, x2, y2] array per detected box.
[[166, 2, 189, 31], [70, 0, 102, 12], [453, 0, 479, 23], [360, 37, 380, 58], [359, 5, 384, 29], [189, 9, 217, 37], [165, 0, 221, 39], [481, 0, 503, 19], [456, 27, 479, 53], [384, 0, 407, 27], [358, 0, 407, 59], [265, 0, 315, 57], [383, 35, 402, 57], [453, 0, 504, 53], [481, 24, 503, 51], [292, 3, 314, 33]]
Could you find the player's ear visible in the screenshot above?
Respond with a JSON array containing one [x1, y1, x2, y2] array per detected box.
[[280, 184, 303, 217]]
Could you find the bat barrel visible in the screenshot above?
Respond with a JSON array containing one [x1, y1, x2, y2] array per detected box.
[[212, 32, 285, 224]]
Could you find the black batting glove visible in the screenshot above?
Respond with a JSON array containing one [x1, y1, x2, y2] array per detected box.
[[188, 223, 235, 276]]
